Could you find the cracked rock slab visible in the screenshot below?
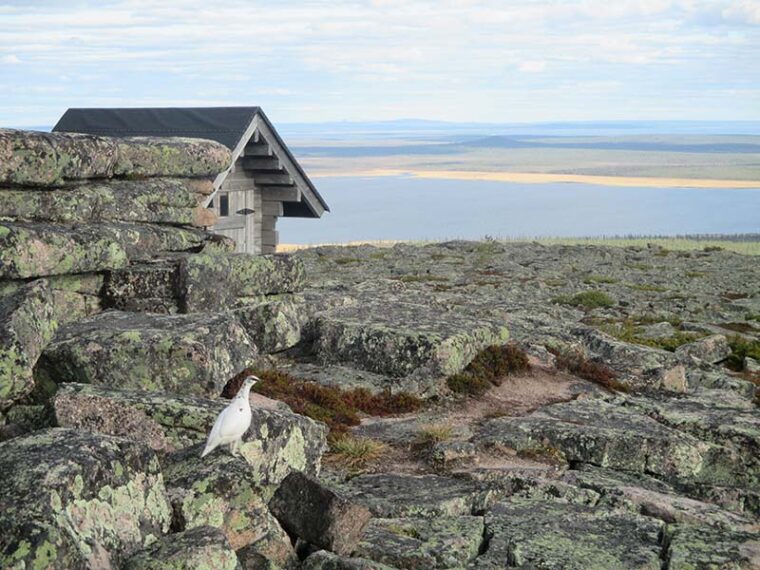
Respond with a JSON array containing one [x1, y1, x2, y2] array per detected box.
[[474, 498, 663, 570], [354, 515, 484, 569], [312, 301, 509, 388], [336, 473, 494, 518], [474, 397, 709, 484], [36, 310, 258, 399]]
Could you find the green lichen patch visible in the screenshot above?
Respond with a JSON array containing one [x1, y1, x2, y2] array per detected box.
[[0, 428, 171, 570]]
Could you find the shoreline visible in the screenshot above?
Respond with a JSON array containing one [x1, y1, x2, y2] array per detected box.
[[309, 168, 760, 189]]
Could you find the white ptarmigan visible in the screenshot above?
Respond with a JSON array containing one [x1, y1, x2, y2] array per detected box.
[[201, 375, 259, 458]]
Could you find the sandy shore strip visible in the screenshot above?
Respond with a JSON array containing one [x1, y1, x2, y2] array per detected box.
[[309, 168, 760, 189]]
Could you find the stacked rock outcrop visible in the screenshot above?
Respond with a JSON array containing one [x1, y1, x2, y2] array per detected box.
[[0, 129, 327, 569]]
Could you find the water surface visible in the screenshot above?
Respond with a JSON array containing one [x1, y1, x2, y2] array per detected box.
[[279, 175, 760, 243]]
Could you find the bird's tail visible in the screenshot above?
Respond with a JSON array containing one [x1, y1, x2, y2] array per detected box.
[[200, 442, 215, 458]]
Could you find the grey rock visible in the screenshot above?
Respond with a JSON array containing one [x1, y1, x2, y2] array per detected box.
[[337, 473, 494, 518], [269, 471, 371, 556], [355, 516, 484, 570], [162, 449, 296, 567], [675, 334, 731, 364], [664, 524, 760, 569], [303, 550, 396, 570]]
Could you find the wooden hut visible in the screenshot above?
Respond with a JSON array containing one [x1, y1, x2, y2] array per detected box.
[[53, 107, 329, 254]]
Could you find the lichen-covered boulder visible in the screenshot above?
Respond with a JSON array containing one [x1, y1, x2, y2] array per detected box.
[[0, 280, 57, 409], [0, 128, 118, 186], [664, 524, 760, 569], [0, 221, 215, 279], [337, 473, 494, 518], [0, 222, 129, 279], [162, 450, 296, 568], [232, 297, 305, 353], [0, 128, 230, 186], [0, 178, 214, 226], [674, 334, 731, 365], [572, 326, 687, 391], [123, 526, 241, 570], [53, 383, 328, 484], [474, 397, 709, 485], [112, 136, 230, 179], [312, 301, 510, 385], [36, 310, 258, 398], [0, 428, 171, 570], [178, 253, 305, 312], [354, 516, 484, 569], [474, 499, 664, 569]]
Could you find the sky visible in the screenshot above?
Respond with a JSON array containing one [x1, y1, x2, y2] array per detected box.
[[1, 0, 759, 126]]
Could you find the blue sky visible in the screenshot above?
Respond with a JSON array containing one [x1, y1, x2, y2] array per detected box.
[[1, 0, 758, 126]]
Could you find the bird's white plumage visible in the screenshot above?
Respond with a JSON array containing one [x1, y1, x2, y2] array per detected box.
[[201, 376, 258, 458]]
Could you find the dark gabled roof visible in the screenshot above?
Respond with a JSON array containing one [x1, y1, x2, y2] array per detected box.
[[53, 106, 329, 215], [54, 106, 260, 150]]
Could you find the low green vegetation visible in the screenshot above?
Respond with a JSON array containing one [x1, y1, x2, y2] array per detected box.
[[599, 320, 703, 352], [725, 336, 760, 371], [225, 368, 422, 434], [334, 257, 363, 265], [552, 291, 616, 309], [446, 343, 531, 396]]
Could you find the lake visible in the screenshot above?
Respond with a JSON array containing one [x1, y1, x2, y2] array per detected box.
[[278, 175, 760, 244]]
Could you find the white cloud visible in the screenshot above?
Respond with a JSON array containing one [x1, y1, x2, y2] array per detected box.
[[518, 61, 547, 73], [1, 54, 20, 64], [722, 0, 760, 24]]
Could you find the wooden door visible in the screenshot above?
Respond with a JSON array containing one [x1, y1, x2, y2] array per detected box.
[[211, 190, 248, 252]]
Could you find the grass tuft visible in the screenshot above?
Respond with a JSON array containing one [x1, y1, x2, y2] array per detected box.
[[325, 434, 388, 470], [599, 320, 703, 352], [415, 424, 454, 447]]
